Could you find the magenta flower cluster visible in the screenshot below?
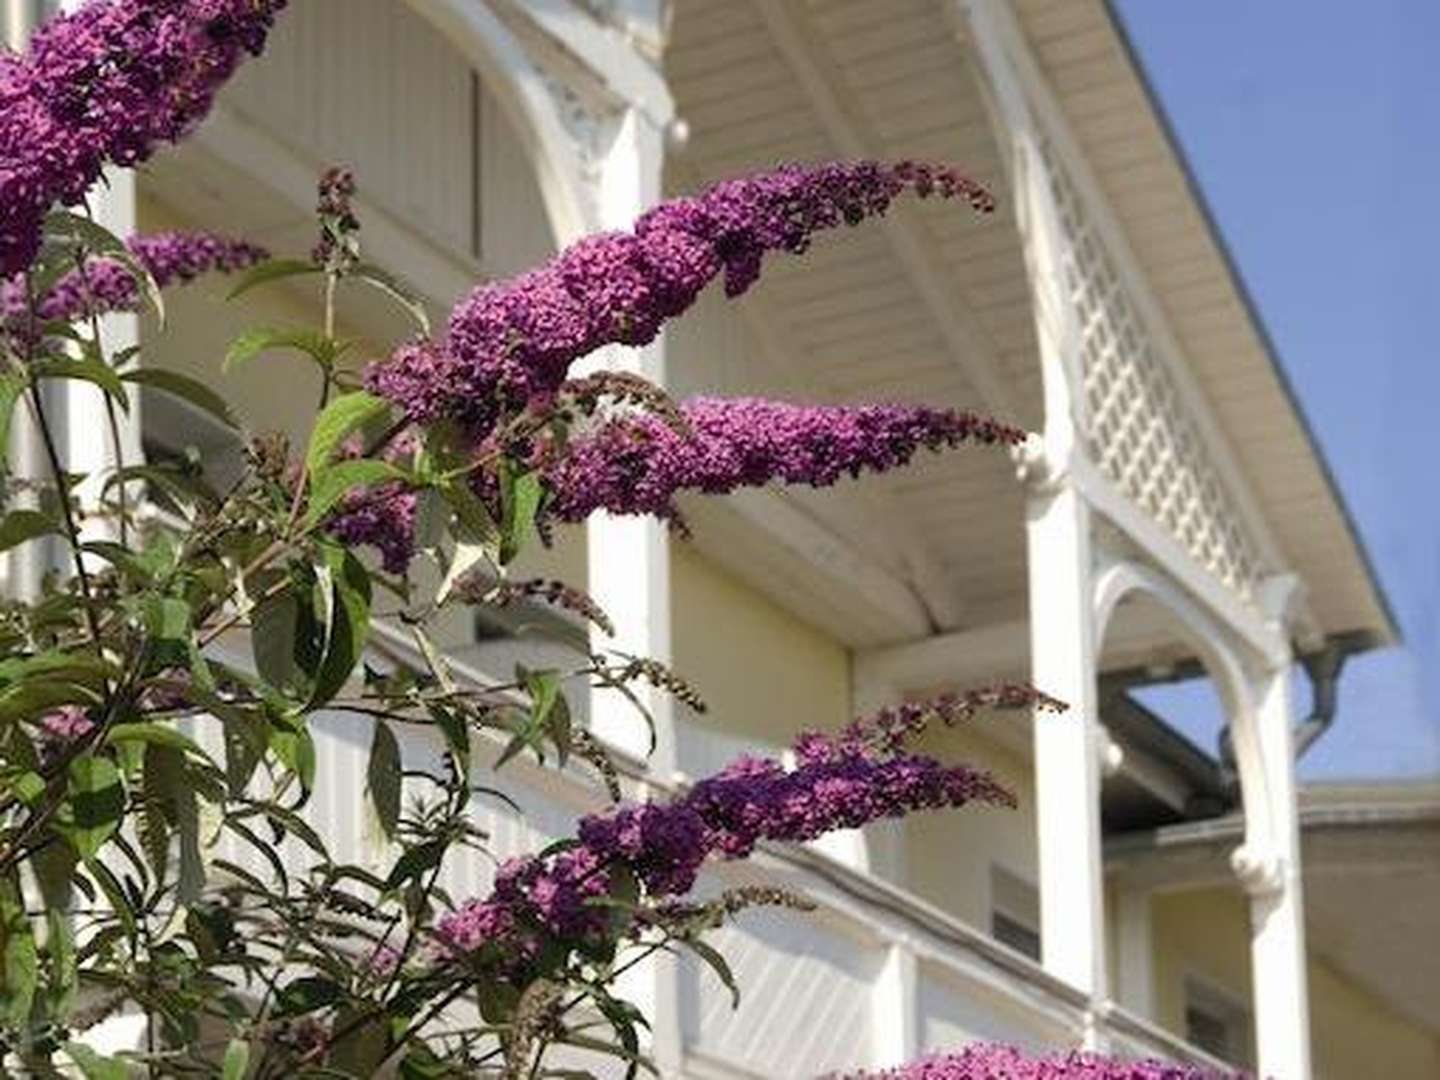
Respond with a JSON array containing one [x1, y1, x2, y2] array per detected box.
[[436, 716, 1013, 956], [837, 1045, 1235, 1079], [0, 230, 267, 330], [324, 396, 1023, 573], [0, 0, 286, 275], [541, 396, 1026, 524], [792, 684, 1066, 766], [365, 161, 993, 429]]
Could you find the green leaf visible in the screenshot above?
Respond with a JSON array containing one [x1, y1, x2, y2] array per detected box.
[[33, 356, 130, 413], [62, 1041, 133, 1080], [225, 257, 322, 301], [142, 594, 194, 671], [252, 591, 300, 696], [43, 907, 77, 1016], [120, 367, 237, 430], [0, 680, 100, 724], [309, 546, 371, 707], [0, 509, 59, 553], [366, 720, 402, 842], [61, 755, 124, 859], [303, 459, 406, 529], [306, 391, 392, 477], [352, 262, 431, 335], [499, 464, 542, 565], [0, 885, 37, 1028], [104, 722, 202, 755], [221, 1038, 250, 1080], [686, 938, 740, 1009], [275, 975, 342, 1018], [385, 840, 445, 891], [427, 703, 470, 784], [0, 650, 116, 688], [0, 372, 28, 457], [223, 326, 337, 375], [328, 1004, 391, 1077]]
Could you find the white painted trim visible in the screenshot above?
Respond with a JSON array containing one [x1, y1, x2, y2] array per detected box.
[[1079, 455, 1287, 667], [489, 0, 674, 127], [854, 618, 1029, 696], [403, 0, 594, 243], [719, 487, 933, 640], [957, 0, 1288, 583]]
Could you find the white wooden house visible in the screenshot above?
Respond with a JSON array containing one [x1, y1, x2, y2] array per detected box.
[[6, 2, 1434, 1077]]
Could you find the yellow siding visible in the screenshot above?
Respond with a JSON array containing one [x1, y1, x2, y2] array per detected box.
[[1309, 959, 1440, 1080], [905, 725, 1038, 930], [1152, 887, 1253, 1037], [1151, 886, 1440, 1079], [671, 540, 849, 748]]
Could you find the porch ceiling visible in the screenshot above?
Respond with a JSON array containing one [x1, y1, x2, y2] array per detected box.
[[666, 0, 1042, 647], [665, 0, 1395, 661]]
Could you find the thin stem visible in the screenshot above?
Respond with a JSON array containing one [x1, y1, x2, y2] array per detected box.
[[25, 382, 103, 648]]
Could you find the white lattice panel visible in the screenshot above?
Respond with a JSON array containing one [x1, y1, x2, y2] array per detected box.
[[1041, 145, 1263, 599]]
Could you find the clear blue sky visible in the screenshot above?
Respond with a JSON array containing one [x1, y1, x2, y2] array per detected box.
[[1113, 0, 1440, 780]]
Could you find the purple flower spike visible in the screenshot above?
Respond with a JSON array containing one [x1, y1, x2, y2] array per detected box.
[[365, 161, 993, 427], [541, 397, 1027, 524], [0, 0, 287, 275]]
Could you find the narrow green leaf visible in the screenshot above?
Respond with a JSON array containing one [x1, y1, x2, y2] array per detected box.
[[120, 367, 237, 430], [352, 262, 431, 335], [104, 722, 201, 754], [223, 326, 336, 375], [306, 391, 391, 477], [686, 938, 740, 1009], [221, 1038, 250, 1080], [252, 592, 300, 696], [385, 840, 444, 891], [45, 209, 164, 326], [366, 720, 402, 842], [63, 1041, 133, 1080], [0, 372, 28, 456], [225, 257, 321, 300], [275, 975, 342, 1017], [62, 755, 124, 859], [499, 465, 542, 565], [308, 546, 371, 707], [0, 885, 37, 1027], [303, 459, 405, 528], [33, 356, 130, 412], [0, 509, 59, 553]]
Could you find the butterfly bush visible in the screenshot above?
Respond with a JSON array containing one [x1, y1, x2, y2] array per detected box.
[[541, 396, 1026, 523], [0, 0, 286, 275], [325, 397, 1024, 573], [836, 1045, 1235, 1079], [364, 161, 994, 429], [435, 690, 1035, 962]]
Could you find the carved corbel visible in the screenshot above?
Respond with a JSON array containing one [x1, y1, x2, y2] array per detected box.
[[1230, 844, 1284, 898]]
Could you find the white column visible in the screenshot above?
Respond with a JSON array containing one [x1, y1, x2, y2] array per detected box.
[[1025, 477, 1108, 1009], [1244, 660, 1312, 1079], [871, 941, 920, 1068], [3, 1, 48, 601], [580, 106, 683, 1074], [584, 108, 674, 772], [1114, 886, 1155, 1019]]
